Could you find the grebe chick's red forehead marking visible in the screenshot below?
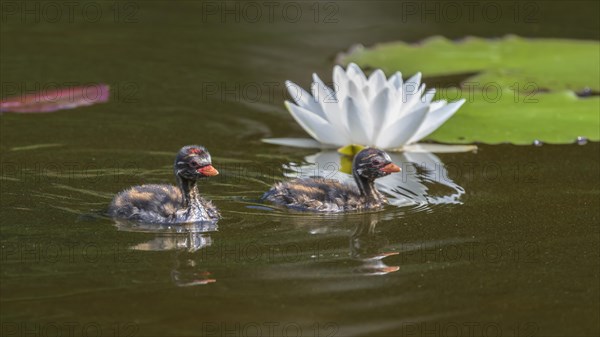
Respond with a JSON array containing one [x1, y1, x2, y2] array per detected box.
[[187, 148, 204, 155]]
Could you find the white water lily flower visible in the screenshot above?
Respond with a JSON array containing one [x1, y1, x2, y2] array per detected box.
[[263, 63, 468, 152]]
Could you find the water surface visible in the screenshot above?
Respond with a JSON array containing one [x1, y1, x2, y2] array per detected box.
[[1, 1, 599, 336]]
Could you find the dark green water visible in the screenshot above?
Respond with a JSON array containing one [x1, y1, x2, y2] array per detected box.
[[1, 1, 599, 336]]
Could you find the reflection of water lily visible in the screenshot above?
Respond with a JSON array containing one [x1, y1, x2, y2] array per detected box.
[[263, 63, 466, 151]]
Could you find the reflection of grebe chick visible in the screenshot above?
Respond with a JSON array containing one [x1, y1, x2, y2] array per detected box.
[[262, 148, 400, 212], [109, 145, 220, 223]]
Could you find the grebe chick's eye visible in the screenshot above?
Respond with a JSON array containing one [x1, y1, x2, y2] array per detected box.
[[372, 160, 381, 165]]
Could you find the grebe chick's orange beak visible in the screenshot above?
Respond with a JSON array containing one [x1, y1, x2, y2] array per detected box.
[[380, 163, 401, 173], [198, 165, 219, 176]]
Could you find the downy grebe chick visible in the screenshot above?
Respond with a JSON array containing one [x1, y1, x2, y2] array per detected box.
[[109, 145, 220, 223], [262, 148, 401, 212]]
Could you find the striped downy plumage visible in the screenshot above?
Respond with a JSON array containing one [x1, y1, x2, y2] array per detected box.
[[109, 145, 220, 223], [262, 148, 401, 212]]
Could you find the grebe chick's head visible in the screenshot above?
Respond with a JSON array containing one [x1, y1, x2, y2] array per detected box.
[[174, 145, 219, 180], [353, 148, 401, 181]]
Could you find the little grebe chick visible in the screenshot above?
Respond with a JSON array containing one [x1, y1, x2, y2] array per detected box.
[[109, 145, 220, 223], [262, 148, 400, 212]]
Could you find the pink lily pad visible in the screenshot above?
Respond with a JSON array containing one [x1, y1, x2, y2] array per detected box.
[[1, 83, 109, 113]]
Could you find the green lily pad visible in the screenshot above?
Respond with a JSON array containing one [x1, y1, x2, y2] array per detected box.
[[339, 36, 599, 145], [429, 89, 600, 144], [340, 36, 600, 92]]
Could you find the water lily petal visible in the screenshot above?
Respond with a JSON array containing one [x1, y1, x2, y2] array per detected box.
[[285, 101, 346, 145], [333, 65, 349, 103], [312, 74, 350, 141], [384, 82, 425, 127], [400, 143, 477, 153], [370, 87, 392, 138], [344, 96, 371, 145], [408, 88, 438, 115], [376, 106, 429, 149], [421, 88, 437, 106], [389, 73, 421, 113], [428, 100, 447, 111], [406, 99, 466, 143], [347, 80, 372, 140], [262, 137, 325, 148], [406, 72, 422, 87], [398, 83, 426, 120], [387, 71, 403, 90], [285, 80, 325, 119], [347, 80, 369, 112], [346, 63, 368, 89], [311, 73, 336, 107], [367, 69, 387, 99]]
